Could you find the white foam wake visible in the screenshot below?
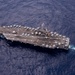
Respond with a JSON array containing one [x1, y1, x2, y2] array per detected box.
[[69, 45, 75, 50]]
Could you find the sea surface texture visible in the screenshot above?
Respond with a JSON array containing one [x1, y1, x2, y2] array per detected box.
[[0, 0, 75, 75]]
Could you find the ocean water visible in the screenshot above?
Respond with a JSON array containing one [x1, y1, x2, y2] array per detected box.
[[0, 0, 75, 75]]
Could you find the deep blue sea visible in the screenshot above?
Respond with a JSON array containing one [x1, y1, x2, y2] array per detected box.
[[0, 0, 75, 75]]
